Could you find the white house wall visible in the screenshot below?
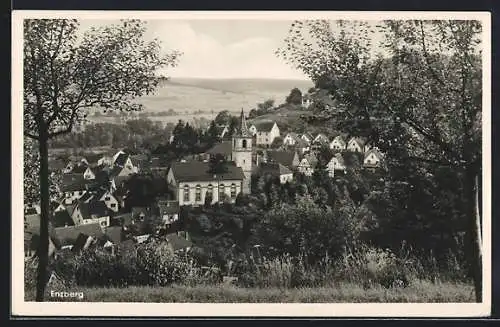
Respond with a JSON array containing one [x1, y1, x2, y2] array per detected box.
[[175, 180, 243, 206]]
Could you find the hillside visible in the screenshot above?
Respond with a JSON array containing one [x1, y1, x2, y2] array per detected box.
[[138, 77, 313, 113]]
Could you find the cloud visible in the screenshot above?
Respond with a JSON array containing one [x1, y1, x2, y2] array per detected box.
[[146, 21, 307, 80], [76, 19, 308, 80]]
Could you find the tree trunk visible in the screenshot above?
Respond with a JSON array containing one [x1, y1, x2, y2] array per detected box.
[[464, 166, 482, 302], [36, 133, 50, 302]]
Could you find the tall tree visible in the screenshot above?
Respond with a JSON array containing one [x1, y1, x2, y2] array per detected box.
[[277, 19, 483, 300], [285, 87, 303, 105], [23, 19, 180, 301]]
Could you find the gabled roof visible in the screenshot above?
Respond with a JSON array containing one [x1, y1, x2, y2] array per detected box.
[[61, 174, 88, 192], [77, 200, 110, 220], [348, 136, 367, 147], [266, 150, 297, 168], [254, 121, 277, 132], [166, 233, 193, 252], [301, 153, 318, 167], [51, 210, 75, 228], [114, 153, 130, 167], [130, 154, 147, 167], [331, 135, 347, 144], [301, 132, 314, 141], [364, 148, 384, 159], [285, 132, 299, 139], [329, 153, 345, 165], [78, 192, 94, 203], [71, 164, 91, 174], [111, 212, 133, 226], [104, 226, 123, 244], [85, 153, 104, 165], [170, 161, 245, 183], [313, 133, 329, 144], [295, 138, 309, 148], [259, 162, 292, 176], [53, 223, 104, 247], [49, 159, 66, 171], [234, 109, 251, 137], [132, 206, 151, 218], [206, 141, 232, 156]]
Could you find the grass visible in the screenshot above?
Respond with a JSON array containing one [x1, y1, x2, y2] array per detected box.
[[29, 281, 474, 303]]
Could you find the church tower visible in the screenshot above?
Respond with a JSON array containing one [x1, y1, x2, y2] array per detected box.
[[232, 108, 253, 194]]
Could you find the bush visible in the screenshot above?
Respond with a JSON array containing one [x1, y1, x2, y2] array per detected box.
[[337, 245, 411, 289]]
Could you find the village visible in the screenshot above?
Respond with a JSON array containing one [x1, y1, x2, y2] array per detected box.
[[24, 107, 386, 270]]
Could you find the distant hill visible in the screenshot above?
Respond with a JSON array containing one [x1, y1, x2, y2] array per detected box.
[[136, 77, 314, 114]]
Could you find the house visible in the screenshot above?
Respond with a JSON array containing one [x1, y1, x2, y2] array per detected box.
[[205, 141, 232, 161], [254, 121, 280, 147], [71, 164, 96, 180], [363, 148, 384, 170], [297, 153, 318, 176], [24, 214, 58, 259], [313, 133, 329, 145], [300, 133, 314, 145], [346, 137, 367, 153], [248, 124, 258, 136], [112, 150, 127, 165], [327, 153, 346, 177], [217, 125, 230, 139], [330, 135, 347, 152], [167, 161, 245, 206], [150, 156, 170, 175], [95, 188, 120, 212], [114, 152, 138, 173], [71, 200, 111, 228], [294, 138, 310, 155], [49, 158, 66, 172], [97, 155, 113, 167], [157, 199, 180, 226], [283, 132, 300, 146], [165, 233, 193, 253], [311, 133, 330, 150], [51, 210, 75, 228], [302, 94, 313, 108], [53, 223, 104, 252], [60, 174, 88, 204], [258, 162, 294, 184], [130, 154, 148, 172], [131, 206, 153, 222], [265, 150, 300, 170]]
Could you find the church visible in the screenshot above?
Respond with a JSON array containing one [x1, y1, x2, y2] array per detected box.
[[167, 109, 253, 206]]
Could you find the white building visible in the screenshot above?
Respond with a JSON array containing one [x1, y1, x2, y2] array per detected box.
[[330, 135, 347, 151], [254, 121, 280, 147], [327, 153, 346, 177]]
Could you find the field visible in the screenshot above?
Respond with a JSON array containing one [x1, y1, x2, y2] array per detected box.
[[31, 281, 474, 303], [86, 77, 313, 125]]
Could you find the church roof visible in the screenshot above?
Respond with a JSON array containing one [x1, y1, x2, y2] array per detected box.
[[234, 109, 251, 138]]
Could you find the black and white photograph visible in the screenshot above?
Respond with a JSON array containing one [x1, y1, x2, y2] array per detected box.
[[12, 11, 491, 317]]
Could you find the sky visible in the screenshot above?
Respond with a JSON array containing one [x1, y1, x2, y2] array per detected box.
[[78, 19, 388, 80], [79, 19, 309, 80]]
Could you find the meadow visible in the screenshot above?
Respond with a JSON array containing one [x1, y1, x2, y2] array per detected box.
[[30, 281, 474, 303], [85, 77, 313, 124]]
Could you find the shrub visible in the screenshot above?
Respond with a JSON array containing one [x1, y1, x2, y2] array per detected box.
[[337, 245, 411, 289]]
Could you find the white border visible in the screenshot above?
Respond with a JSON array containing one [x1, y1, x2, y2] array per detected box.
[[11, 10, 492, 317]]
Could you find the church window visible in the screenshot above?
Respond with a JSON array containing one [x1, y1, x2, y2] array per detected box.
[[219, 184, 225, 200], [230, 184, 237, 198], [183, 185, 190, 202], [242, 139, 247, 149], [195, 185, 202, 202]]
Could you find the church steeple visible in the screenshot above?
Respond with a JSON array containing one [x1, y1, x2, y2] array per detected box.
[[236, 108, 251, 137]]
